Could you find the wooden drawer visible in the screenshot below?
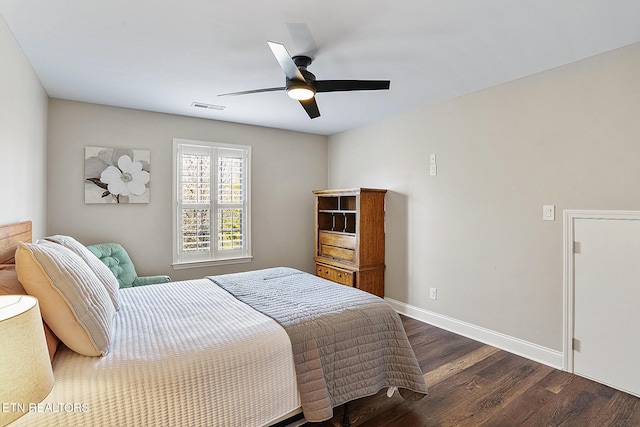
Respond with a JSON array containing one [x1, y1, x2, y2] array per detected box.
[[332, 268, 354, 286], [320, 244, 355, 262], [315, 264, 354, 287], [319, 231, 356, 249]]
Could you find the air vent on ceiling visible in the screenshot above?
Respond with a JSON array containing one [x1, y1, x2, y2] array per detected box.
[[191, 102, 226, 111]]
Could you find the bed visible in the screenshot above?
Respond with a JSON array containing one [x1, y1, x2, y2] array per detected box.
[[0, 221, 428, 426]]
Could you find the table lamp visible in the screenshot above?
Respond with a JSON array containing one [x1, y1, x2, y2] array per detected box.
[[0, 295, 54, 426]]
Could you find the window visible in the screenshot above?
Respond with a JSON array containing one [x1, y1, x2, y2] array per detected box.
[[172, 139, 251, 268]]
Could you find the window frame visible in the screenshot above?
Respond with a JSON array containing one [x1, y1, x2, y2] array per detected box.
[[172, 138, 252, 269]]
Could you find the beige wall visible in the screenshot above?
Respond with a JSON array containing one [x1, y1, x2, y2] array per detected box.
[[47, 100, 327, 281], [0, 15, 48, 238], [8, 1, 640, 361], [328, 42, 640, 353]]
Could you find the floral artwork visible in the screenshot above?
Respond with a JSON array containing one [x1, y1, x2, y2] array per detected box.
[[85, 146, 151, 204]]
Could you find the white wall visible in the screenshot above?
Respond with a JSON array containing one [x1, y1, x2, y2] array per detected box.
[[0, 15, 48, 237], [328, 42, 640, 356], [47, 100, 327, 281]]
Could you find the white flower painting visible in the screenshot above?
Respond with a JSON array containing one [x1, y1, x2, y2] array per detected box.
[[85, 146, 151, 204]]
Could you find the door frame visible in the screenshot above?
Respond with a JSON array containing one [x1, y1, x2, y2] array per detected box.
[[562, 209, 640, 372]]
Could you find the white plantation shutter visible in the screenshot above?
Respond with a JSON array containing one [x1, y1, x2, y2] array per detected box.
[[173, 140, 251, 266], [216, 148, 244, 253]]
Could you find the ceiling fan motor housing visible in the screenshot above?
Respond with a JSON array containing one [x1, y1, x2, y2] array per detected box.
[[287, 56, 317, 98], [292, 55, 313, 68]]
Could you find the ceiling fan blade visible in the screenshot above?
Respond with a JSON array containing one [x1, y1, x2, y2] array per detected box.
[[299, 98, 320, 119], [218, 87, 285, 97], [315, 80, 390, 93], [267, 41, 306, 81]]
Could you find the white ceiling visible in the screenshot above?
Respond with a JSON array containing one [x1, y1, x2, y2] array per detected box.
[[2, 1, 640, 136]]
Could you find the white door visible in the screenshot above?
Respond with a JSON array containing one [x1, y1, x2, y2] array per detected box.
[[573, 216, 640, 397]]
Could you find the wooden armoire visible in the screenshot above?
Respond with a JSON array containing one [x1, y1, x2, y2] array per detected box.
[[313, 188, 386, 297]]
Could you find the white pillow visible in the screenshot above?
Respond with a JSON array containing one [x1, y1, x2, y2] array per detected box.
[[44, 235, 120, 310], [15, 241, 115, 356]]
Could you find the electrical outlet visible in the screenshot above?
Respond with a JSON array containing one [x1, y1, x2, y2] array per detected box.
[[429, 287, 437, 300]]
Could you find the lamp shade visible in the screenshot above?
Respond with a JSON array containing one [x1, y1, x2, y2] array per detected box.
[[0, 295, 54, 426]]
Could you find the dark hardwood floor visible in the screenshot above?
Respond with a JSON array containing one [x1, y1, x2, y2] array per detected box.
[[311, 315, 640, 426]]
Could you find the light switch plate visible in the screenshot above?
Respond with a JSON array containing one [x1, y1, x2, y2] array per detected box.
[[543, 205, 555, 221], [429, 164, 437, 176]]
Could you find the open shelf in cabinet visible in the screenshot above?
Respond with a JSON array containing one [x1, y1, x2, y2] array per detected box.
[[317, 195, 357, 211], [317, 211, 356, 233], [317, 194, 357, 233]]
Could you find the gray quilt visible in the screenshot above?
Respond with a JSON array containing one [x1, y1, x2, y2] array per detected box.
[[208, 267, 428, 422]]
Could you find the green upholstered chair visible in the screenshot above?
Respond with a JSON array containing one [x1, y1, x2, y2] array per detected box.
[[86, 243, 171, 288]]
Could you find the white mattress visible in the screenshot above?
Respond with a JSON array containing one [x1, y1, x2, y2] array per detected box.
[[13, 279, 301, 427]]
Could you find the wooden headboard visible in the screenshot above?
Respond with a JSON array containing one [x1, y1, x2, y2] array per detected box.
[[0, 220, 32, 263]]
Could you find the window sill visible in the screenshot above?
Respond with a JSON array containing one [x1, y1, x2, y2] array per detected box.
[[172, 256, 253, 270]]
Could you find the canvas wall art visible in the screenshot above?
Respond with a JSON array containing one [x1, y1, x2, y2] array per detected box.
[[85, 146, 150, 204]]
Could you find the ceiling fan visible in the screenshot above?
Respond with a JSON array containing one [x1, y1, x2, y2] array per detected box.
[[218, 41, 390, 119]]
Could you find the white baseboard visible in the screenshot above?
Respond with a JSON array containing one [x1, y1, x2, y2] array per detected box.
[[385, 297, 564, 370]]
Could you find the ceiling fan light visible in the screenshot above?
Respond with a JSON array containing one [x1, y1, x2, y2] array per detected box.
[[286, 80, 315, 100], [287, 87, 315, 100]]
